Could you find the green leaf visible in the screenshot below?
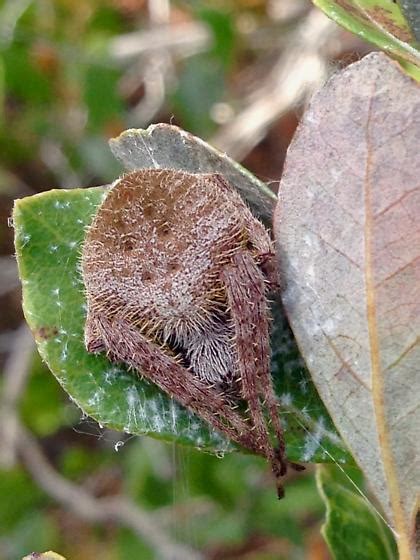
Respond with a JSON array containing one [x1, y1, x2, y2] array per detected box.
[[313, 0, 420, 68], [317, 464, 398, 560], [13, 127, 351, 464], [14, 187, 228, 453]]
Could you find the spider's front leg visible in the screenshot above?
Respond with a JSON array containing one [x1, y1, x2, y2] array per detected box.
[[222, 251, 288, 497], [91, 314, 267, 458]]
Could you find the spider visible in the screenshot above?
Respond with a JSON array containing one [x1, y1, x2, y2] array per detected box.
[[82, 168, 300, 497]]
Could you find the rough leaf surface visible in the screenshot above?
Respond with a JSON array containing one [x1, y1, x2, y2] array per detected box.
[[314, 0, 420, 68], [13, 128, 350, 464], [275, 52, 420, 556]]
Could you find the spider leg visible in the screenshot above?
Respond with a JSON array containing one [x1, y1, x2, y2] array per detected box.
[[222, 251, 287, 496], [85, 311, 106, 353], [94, 315, 265, 457]]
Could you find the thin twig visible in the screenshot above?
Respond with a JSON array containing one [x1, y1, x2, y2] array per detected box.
[[0, 323, 34, 468], [39, 140, 82, 189], [210, 9, 340, 161], [126, 54, 170, 125], [17, 424, 203, 560], [115, 0, 180, 126], [148, 0, 170, 26], [109, 22, 211, 62]]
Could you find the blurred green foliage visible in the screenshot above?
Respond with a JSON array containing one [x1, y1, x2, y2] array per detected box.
[[20, 353, 79, 437], [0, 0, 127, 185], [0, 0, 244, 190]]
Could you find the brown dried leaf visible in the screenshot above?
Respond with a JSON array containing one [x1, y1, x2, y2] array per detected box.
[[274, 52, 420, 558]]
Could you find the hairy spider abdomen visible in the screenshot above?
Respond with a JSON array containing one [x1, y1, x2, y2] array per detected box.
[[83, 170, 272, 315], [83, 169, 273, 383]]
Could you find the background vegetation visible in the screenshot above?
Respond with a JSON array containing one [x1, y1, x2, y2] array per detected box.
[[0, 1, 411, 558]]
